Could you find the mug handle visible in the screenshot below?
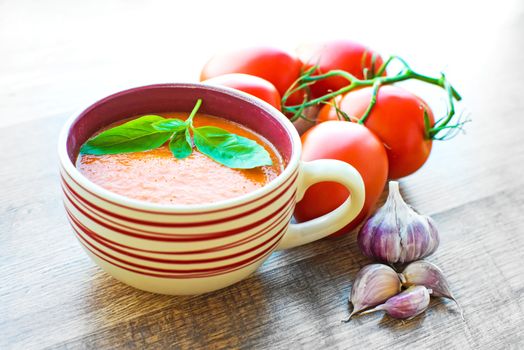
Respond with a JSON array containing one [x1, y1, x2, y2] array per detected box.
[[276, 159, 365, 250]]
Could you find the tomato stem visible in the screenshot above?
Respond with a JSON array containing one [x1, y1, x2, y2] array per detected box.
[[325, 100, 352, 121], [281, 55, 466, 139], [358, 80, 381, 125], [423, 109, 431, 140]]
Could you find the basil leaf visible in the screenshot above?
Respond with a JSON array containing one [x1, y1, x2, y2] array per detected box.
[[193, 126, 273, 169], [169, 128, 193, 159], [152, 118, 187, 132], [80, 115, 172, 155]]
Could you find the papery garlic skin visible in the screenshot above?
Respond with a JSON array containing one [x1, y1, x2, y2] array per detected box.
[[349, 264, 401, 318], [357, 181, 440, 264], [401, 260, 455, 300], [363, 286, 431, 320]]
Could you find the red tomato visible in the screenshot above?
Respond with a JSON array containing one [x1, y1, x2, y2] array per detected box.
[[294, 121, 389, 236], [203, 73, 282, 110], [317, 85, 435, 178], [296, 40, 385, 98], [200, 46, 302, 98]]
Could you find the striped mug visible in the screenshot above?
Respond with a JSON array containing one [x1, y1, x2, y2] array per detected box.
[[58, 83, 365, 295]]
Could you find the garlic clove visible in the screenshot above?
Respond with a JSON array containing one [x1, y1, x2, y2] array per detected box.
[[357, 181, 440, 264], [371, 218, 402, 263], [400, 261, 463, 319], [399, 214, 433, 263], [357, 216, 381, 259], [425, 217, 440, 256], [348, 264, 401, 320], [361, 286, 431, 320], [400, 260, 455, 300]]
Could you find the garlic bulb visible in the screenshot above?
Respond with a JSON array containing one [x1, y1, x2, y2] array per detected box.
[[347, 264, 401, 320], [360, 286, 431, 320], [357, 181, 439, 264]]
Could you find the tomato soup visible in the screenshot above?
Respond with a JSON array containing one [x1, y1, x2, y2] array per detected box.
[[76, 113, 284, 205]]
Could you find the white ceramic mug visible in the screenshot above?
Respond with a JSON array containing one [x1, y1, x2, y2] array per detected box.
[[58, 83, 365, 295]]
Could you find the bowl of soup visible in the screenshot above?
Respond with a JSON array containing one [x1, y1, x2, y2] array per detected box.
[[58, 83, 365, 295]]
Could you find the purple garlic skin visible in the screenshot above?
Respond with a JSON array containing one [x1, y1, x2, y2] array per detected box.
[[400, 260, 455, 300], [363, 286, 431, 320], [357, 181, 440, 264], [349, 264, 401, 318]]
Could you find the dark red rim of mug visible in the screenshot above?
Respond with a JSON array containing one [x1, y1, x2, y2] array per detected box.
[[58, 83, 301, 214]]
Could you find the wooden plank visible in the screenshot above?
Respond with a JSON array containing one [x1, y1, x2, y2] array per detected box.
[[37, 186, 524, 349], [0, 111, 522, 349], [0, 106, 522, 348]]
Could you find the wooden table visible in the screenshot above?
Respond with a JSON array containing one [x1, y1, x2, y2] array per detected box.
[[2, 1, 523, 349]]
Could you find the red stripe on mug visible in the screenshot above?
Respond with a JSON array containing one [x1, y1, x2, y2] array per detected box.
[[78, 238, 274, 279], [63, 188, 296, 241], [66, 203, 294, 255], [70, 213, 289, 264], [73, 224, 283, 276]]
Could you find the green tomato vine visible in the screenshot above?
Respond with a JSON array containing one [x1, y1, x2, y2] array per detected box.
[[281, 55, 468, 140]]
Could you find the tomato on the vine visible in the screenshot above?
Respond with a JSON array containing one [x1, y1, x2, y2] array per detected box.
[[296, 40, 385, 98], [317, 85, 435, 179], [203, 73, 282, 110], [294, 121, 389, 236], [200, 46, 302, 98]]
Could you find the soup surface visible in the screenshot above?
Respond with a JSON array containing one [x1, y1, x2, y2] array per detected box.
[[76, 113, 284, 205]]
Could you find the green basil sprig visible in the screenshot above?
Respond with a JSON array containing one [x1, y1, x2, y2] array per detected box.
[[80, 99, 273, 169]]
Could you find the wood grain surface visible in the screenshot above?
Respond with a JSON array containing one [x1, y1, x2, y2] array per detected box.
[[1, 1, 523, 349]]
